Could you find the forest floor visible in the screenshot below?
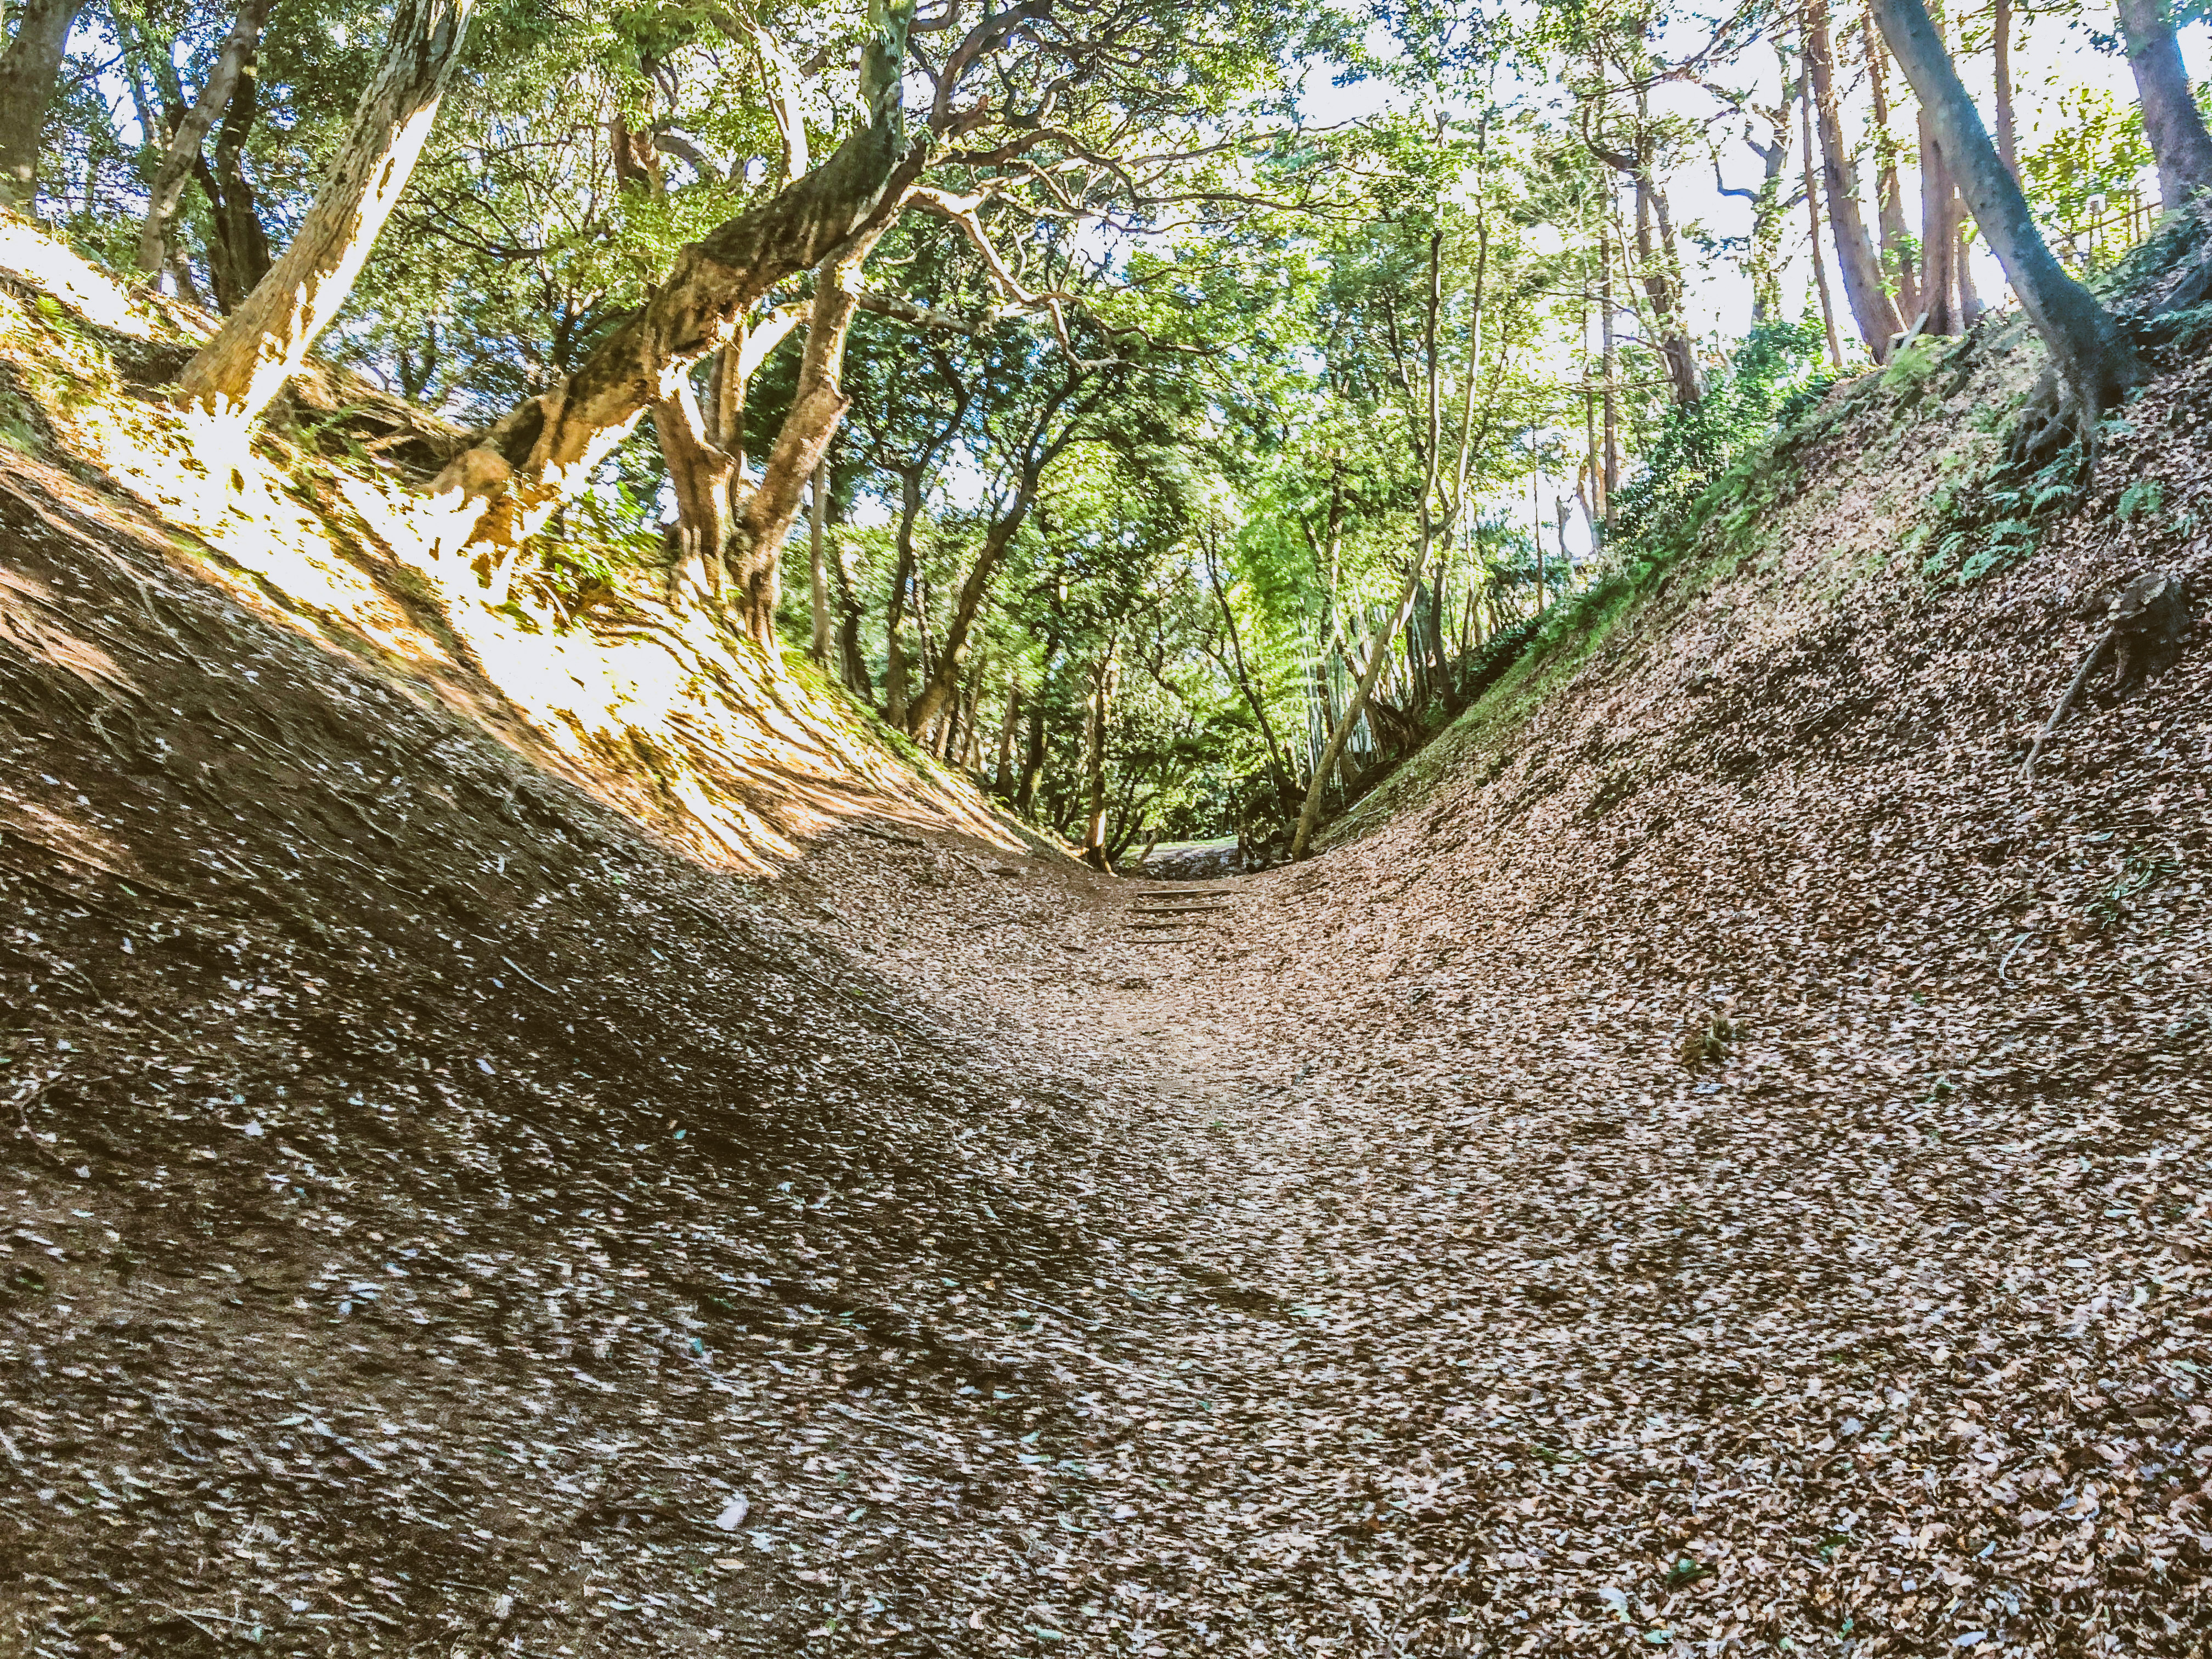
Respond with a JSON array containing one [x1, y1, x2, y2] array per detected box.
[[3, 221, 2212, 1659]]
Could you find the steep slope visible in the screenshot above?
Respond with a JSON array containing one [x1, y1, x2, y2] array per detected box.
[[4, 208, 2212, 1659], [1114, 290, 2212, 1646]]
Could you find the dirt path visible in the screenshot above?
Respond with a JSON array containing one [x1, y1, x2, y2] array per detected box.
[[808, 814, 2211, 1658], [4, 430, 2209, 1658]]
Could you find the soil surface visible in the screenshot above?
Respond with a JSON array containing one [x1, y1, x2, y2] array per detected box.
[[5, 344, 2212, 1659]]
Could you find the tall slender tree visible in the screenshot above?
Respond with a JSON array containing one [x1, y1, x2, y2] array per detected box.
[[2113, 0, 2212, 207], [138, 0, 275, 284], [1805, 0, 1902, 354], [1872, 0, 2143, 432]]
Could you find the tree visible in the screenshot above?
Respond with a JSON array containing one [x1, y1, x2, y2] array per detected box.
[[1871, 0, 2142, 437], [137, 0, 276, 284], [177, 0, 476, 423], [2113, 0, 2212, 208], [901, 351, 1121, 737], [1804, 0, 1902, 355], [0, 0, 85, 204], [427, 0, 928, 562], [1861, 7, 1922, 322]]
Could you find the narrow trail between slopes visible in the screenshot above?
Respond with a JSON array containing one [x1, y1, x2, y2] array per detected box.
[[5, 336, 2210, 1658]]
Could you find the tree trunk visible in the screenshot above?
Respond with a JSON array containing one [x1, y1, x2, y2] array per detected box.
[[651, 392, 740, 602], [0, 0, 85, 205], [1204, 547, 1297, 817], [1016, 580, 1063, 815], [1292, 561, 1428, 859], [176, 0, 472, 421], [831, 528, 870, 697], [883, 464, 921, 724], [1873, 0, 2145, 429], [2115, 0, 2212, 208], [137, 0, 275, 284], [1080, 640, 1118, 872], [1956, 220, 1982, 325], [194, 55, 274, 312], [1863, 5, 1922, 320], [1807, 0, 1903, 357], [721, 234, 880, 637], [809, 460, 831, 663], [992, 676, 1019, 798], [1917, 106, 1961, 336], [1802, 69, 1844, 369], [904, 511, 1020, 737], [1630, 139, 1701, 405], [958, 659, 985, 771], [430, 0, 921, 561], [902, 376, 1100, 737], [1599, 215, 1620, 503], [1991, 0, 2017, 178]]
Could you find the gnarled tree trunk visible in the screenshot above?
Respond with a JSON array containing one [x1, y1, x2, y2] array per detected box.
[[0, 0, 85, 205], [193, 54, 273, 312], [137, 0, 274, 284], [720, 235, 877, 640], [429, 0, 922, 562], [1872, 0, 2143, 431], [2115, 0, 2212, 208], [177, 0, 473, 421]]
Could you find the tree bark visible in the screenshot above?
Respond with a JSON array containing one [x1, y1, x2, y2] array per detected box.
[[1807, 0, 1903, 357], [715, 233, 880, 636], [430, 0, 921, 560], [831, 523, 870, 697], [1872, 0, 2145, 428], [902, 374, 1101, 737], [1991, 0, 2017, 178], [1080, 639, 1118, 872], [651, 389, 740, 601], [0, 0, 85, 205], [1015, 600, 1056, 817], [1863, 5, 1922, 320], [1802, 69, 1844, 369], [1917, 106, 1961, 336], [1630, 138, 1701, 405], [176, 0, 472, 421], [194, 55, 273, 312], [992, 675, 1019, 798], [809, 460, 831, 663], [1599, 215, 1620, 502], [137, 0, 274, 284], [903, 510, 1022, 737], [1292, 565, 1428, 859], [1203, 544, 1297, 817], [883, 464, 922, 725], [2115, 0, 2212, 208]]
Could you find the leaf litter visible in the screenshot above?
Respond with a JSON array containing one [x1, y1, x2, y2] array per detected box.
[[0, 346, 2210, 1659]]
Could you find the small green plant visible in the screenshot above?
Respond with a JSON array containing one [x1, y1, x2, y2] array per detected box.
[[2117, 477, 2165, 520]]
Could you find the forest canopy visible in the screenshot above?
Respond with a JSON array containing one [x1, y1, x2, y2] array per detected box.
[[9, 0, 2202, 863]]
